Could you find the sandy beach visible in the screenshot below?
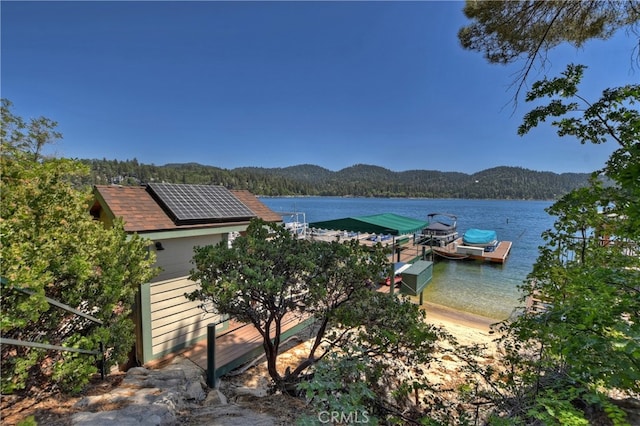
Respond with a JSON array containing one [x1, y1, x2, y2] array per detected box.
[[420, 301, 501, 347]]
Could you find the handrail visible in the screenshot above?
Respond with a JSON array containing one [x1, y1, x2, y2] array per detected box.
[[13, 286, 103, 325], [2, 283, 106, 379], [0, 337, 102, 356]]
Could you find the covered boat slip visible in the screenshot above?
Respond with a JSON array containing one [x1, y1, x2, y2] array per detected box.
[[309, 213, 428, 236], [309, 213, 430, 262], [418, 213, 459, 246]]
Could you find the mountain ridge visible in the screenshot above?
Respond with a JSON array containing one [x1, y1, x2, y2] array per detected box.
[[82, 159, 595, 200]]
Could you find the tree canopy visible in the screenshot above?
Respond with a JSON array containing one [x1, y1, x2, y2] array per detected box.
[[459, 3, 639, 422], [459, 0, 640, 97], [474, 66, 640, 424], [187, 219, 462, 423], [1, 99, 158, 393]]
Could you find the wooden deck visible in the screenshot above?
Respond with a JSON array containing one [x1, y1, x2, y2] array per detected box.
[[149, 313, 315, 386], [151, 280, 408, 382], [431, 238, 512, 264], [391, 240, 430, 264]]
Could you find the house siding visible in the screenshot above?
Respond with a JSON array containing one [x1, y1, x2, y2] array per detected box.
[[151, 234, 224, 282], [139, 276, 227, 363], [139, 233, 229, 363]]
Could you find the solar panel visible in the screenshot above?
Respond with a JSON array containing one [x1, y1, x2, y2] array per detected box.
[[147, 183, 255, 224]]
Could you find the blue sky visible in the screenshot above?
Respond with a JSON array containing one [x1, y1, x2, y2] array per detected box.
[[2, 1, 636, 173]]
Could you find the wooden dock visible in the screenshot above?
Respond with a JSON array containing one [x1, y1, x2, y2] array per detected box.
[[310, 231, 430, 265], [431, 238, 512, 264]]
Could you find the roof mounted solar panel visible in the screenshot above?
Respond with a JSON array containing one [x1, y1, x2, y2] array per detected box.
[[146, 183, 256, 225]]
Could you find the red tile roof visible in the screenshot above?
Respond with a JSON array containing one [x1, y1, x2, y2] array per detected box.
[[231, 190, 282, 223], [93, 185, 281, 233]]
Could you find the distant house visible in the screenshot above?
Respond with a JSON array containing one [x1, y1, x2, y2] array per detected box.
[[90, 183, 282, 365]]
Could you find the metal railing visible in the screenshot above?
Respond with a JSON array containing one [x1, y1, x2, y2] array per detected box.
[[0, 285, 106, 380]]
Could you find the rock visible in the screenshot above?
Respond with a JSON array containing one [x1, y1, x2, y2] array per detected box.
[[71, 403, 176, 426], [69, 354, 291, 426], [127, 367, 150, 376], [204, 389, 228, 406], [234, 386, 268, 398], [186, 404, 276, 426], [185, 380, 206, 401]]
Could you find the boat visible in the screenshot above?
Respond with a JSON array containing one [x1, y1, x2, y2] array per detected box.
[[280, 211, 308, 239], [462, 228, 499, 252], [416, 213, 458, 247]]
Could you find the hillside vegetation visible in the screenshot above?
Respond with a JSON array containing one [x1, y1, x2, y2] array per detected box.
[[82, 159, 591, 200]]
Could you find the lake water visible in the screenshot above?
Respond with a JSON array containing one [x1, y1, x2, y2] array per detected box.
[[260, 197, 556, 320]]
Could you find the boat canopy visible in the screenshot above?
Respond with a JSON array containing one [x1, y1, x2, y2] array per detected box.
[[309, 213, 428, 236], [463, 229, 497, 245], [424, 213, 457, 231], [425, 221, 455, 232]]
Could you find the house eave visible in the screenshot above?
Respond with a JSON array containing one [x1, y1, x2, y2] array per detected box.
[[130, 223, 255, 240]]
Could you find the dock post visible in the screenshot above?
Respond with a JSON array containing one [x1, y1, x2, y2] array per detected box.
[[390, 236, 395, 295], [207, 323, 217, 388]]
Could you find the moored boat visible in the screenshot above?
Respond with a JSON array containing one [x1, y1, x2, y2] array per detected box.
[[416, 213, 458, 246], [462, 228, 499, 252], [430, 226, 512, 263]]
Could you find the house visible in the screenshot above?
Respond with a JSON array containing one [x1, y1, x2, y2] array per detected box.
[[90, 183, 282, 365]]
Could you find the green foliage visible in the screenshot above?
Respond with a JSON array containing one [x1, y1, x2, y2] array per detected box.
[[458, 1, 639, 97], [1, 99, 158, 394], [524, 386, 630, 426], [300, 291, 470, 424], [17, 416, 37, 426], [477, 66, 639, 424], [298, 352, 379, 425], [187, 217, 454, 422], [459, 1, 638, 65], [528, 389, 590, 425], [187, 218, 393, 390]]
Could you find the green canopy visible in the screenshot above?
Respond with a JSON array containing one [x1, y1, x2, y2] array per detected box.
[[309, 213, 427, 236]]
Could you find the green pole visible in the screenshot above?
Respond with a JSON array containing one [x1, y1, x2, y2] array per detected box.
[[207, 323, 217, 388], [390, 236, 395, 295]]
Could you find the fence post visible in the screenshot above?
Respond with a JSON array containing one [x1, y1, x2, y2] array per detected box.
[[207, 323, 217, 388], [99, 342, 105, 380]]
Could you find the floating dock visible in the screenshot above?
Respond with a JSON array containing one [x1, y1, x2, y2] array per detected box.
[[431, 238, 512, 264]]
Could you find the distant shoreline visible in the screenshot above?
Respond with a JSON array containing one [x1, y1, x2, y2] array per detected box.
[[259, 194, 559, 202]]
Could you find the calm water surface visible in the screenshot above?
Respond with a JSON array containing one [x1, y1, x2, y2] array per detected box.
[[260, 197, 555, 320]]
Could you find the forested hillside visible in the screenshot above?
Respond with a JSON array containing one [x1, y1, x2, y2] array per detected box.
[[80, 158, 592, 200]]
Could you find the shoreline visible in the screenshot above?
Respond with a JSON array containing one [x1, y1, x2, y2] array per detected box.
[[420, 301, 503, 346], [421, 302, 500, 330]]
